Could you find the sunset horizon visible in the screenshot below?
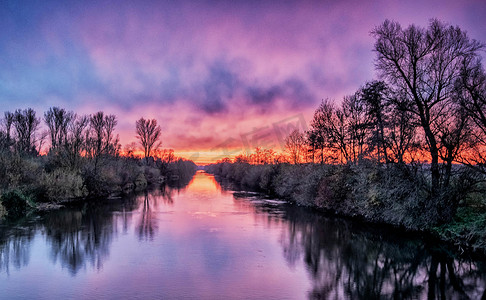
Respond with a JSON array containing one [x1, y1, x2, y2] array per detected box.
[[3, 1, 486, 298], [1, 0, 485, 164]]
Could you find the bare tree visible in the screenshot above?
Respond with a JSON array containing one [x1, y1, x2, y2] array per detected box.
[[306, 130, 319, 163], [44, 107, 74, 151], [4, 112, 14, 145], [85, 111, 120, 169], [123, 142, 139, 159], [372, 19, 484, 196], [387, 94, 418, 164], [0, 112, 14, 151], [310, 99, 346, 163], [309, 101, 329, 164], [343, 93, 369, 163], [285, 129, 306, 164], [454, 57, 486, 173], [135, 117, 162, 163], [358, 81, 390, 163], [12, 108, 41, 154], [64, 115, 89, 169]]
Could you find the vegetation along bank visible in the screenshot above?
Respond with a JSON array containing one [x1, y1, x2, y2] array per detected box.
[[210, 19, 486, 254]]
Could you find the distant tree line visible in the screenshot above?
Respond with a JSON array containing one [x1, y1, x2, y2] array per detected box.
[[0, 108, 196, 218]]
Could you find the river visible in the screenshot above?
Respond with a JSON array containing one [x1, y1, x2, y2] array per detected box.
[[1, 171, 485, 299]]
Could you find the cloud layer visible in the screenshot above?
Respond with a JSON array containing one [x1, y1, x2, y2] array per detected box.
[[0, 0, 485, 162]]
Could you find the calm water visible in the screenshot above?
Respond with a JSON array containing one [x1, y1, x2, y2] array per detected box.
[[1, 171, 485, 299]]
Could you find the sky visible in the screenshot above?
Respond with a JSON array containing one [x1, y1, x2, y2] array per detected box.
[[0, 0, 485, 164]]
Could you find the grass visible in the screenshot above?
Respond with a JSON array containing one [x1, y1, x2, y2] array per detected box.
[[433, 207, 486, 252]]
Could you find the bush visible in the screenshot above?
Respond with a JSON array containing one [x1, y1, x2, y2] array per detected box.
[[0, 200, 6, 219], [315, 165, 352, 210], [40, 169, 86, 201], [144, 166, 161, 184], [1, 190, 30, 218], [433, 207, 486, 251], [0, 152, 44, 190], [208, 161, 439, 229], [134, 172, 148, 190]]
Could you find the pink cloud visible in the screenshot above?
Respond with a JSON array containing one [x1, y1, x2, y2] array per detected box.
[[2, 0, 485, 163]]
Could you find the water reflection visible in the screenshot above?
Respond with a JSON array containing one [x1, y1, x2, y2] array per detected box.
[[0, 173, 485, 299], [42, 204, 115, 275], [273, 204, 486, 299], [0, 224, 34, 274], [0, 180, 188, 277], [138, 191, 158, 241], [224, 178, 486, 299]]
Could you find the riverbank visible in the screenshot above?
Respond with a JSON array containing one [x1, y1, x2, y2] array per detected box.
[[206, 162, 486, 255], [0, 153, 197, 219]]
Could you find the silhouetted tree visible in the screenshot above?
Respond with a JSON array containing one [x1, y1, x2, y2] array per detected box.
[[372, 19, 484, 206], [454, 56, 486, 173], [63, 114, 89, 169], [123, 142, 139, 159], [386, 94, 418, 164], [135, 117, 162, 163], [2, 112, 14, 150], [44, 107, 74, 151], [358, 81, 390, 163], [12, 108, 41, 155], [85, 111, 120, 170], [310, 100, 337, 163], [306, 130, 319, 163], [310, 99, 348, 163], [285, 129, 306, 164], [343, 93, 369, 163]]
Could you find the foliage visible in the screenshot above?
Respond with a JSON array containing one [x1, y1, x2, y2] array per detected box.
[[1, 189, 31, 218], [0, 107, 197, 216], [433, 207, 486, 251], [208, 160, 485, 234], [0, 200, 6, 219], [39, 169, 86, 201]]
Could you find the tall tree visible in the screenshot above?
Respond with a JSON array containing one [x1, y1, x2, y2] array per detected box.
[[85, 111, 120, 169], [135, 117, 162, 163], [306, 130, 318, 163], [372, 19, 484, 196], [0, 112, 14, 151], [310, 99, 347, 163], [386, 93, 418, 164], [44, 107, 74, 151], [343, 93, 369, 163], [454, 57, 486, 173], [285, 129, 306, 164], [309, 104, 327, 164], [12, 108, 41, 154], [63, 115, 89, 169], [358, 81, 390, 163], [4, 112, 14, 145]]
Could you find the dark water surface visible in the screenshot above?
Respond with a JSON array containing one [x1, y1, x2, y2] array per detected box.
[[1, 171, 485, 299]]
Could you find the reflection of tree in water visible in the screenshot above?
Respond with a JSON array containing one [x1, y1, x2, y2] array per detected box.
[[158, 184, 175, 205], [1, 181, 190, 275], [136, 183, 191, 241], [166, 174, 194, 190], [43, 203, 117, 276], [118, 194, 138, 234], [0, 197, 139, 276], [0, 224, 35, 275], [137, 191, 158, 241], [278, 206, 486, 299]]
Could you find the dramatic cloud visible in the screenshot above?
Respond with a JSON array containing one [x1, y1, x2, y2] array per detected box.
[[0, 0, 485, 163]]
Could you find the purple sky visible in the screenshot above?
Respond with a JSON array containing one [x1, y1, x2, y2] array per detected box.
[[1, 0, 485, 163]]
